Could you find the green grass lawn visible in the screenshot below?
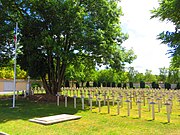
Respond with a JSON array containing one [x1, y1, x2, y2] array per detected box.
[[0, 95, 180, 135]]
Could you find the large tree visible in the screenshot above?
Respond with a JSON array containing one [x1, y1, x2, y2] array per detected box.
[[0, 0, 17, 67], [151, 0, 180, 67], [1, 0, 136, 95]]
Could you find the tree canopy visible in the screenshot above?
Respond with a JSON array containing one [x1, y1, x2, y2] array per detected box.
[[0, 0, 136, 95], [151, 0, 180, 67]]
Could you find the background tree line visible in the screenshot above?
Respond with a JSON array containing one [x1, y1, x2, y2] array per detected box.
[[1, 63, 179, 88]]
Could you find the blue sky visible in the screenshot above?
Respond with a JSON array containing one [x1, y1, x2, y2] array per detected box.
[[120, 0, 175, 74]]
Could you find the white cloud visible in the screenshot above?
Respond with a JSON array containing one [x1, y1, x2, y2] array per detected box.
[[120, 0, 175, 74]]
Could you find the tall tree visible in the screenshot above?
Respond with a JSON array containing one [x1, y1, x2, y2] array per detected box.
[[151, 0, 180, 67], [158, 67, 168, 83], [128, 67, 138, 82], [1, 0, 136, 95], [144, 69, 157, 83], [0, 0, 16, 67]]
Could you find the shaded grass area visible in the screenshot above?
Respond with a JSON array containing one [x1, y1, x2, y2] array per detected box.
[[0, 96, 180, 135]]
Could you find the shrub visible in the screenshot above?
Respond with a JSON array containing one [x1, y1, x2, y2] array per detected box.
[[102, 82, 106, 87], [112, 82, 116, 87], [86, 81, 90, 87], [65, 80, 70, 87], [76, 82, 79, 88], [97, 82, 101, 87], [164, 82, 171, 90], [129, 82, 133, 88], [117, 83, 122, 88], [145, 85, 150, 89], [176, 82, 180, 89], [123, 83, 127, 88], [93, 82, 97, 87], [107, 82, 111, 87], [31, 82, 41, 88], [140, 81, 145, 88]]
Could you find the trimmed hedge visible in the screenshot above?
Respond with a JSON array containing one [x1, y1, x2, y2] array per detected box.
[[140, 81, 145, 88]]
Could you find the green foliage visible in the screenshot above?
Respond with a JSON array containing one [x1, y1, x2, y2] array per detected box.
[[0, 0, 136, 94], [152, 82, 159, 89], [31, 82, 41, 88], [128, 67, 138, 82], [107, 82, 111, 87], [134, 73, 144, 83], [158, 67, 168, 83], [102, 82, 107, 87], [122, 83, 127, 88], [140, 81, 145, 88], [144, 69, 157, 82], [93, 81, 98, 87], [86, 81, 90, 87], [117, 83, 122, 88], [129, 82, 133, 88], [0, 64, 27, 79], [151, 0, 180, 66], [145, 85, 150, 89], [164, 82, 171, 90], [112, 82, 116, 87], [76, 82, 80, 88], [64, 80, 70, 87], [166, 67, 180, 83], [97, 82, 101, 87], [176, 82, 180, 89]]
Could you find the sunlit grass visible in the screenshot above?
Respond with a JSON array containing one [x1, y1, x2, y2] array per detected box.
[[0, 93, 180, 135]]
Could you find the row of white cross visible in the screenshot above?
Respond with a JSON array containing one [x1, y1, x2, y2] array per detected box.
[[57, 88, 180, 123]]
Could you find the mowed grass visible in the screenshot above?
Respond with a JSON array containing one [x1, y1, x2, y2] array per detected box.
[[0, 95, 180, 135]]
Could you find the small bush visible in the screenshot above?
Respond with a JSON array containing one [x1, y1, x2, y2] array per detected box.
[[93, 82, 97, 87], [112, 82, 116, 87], [129, 82, 133, 88], [145, 85, 150, 89], [97, 82, 101, 87], [86, 81, 90, 87], [117, 83, 122, 88], [65, 80, 70, 87], [164, 82, 171, 90], [107, 82, 111, 87], [31, 82, 41, 88], [176, 82, 180, 89], [140, 81, 145, 88], [76, 82, 79, 88], [123, 83, 127, 88], [102, 82, 106, 87]]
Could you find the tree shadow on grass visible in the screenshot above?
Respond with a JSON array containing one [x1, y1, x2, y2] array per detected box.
[[146, 119, 154, 122], [0, 98, 79, 124], [160, 122, 171, 125], [132, 117, 139, 119]]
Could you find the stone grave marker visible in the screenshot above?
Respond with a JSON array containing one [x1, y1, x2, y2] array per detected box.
[[125, 99, 131, 116], [150, 100, 156, 120], [107, 96, 110, 114], [116, 98, 121, 115], [56, 93, 60, 106], [73, 95, 77, 109], [156, 97, 161, 112], [81, 95, 85, 110], [98, 97, 101, 113], [89, 95, 93, 112], [65, 94, 68, 108], [136, 100, 142, 118], [147, 97, 151, 111], [164, 102, 171, 123]]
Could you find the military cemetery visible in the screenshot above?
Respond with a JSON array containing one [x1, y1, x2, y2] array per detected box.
[[0, 0, 180, 134]]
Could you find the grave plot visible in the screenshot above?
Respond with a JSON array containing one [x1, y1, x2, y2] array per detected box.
[[29, 114, 82, 125]]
